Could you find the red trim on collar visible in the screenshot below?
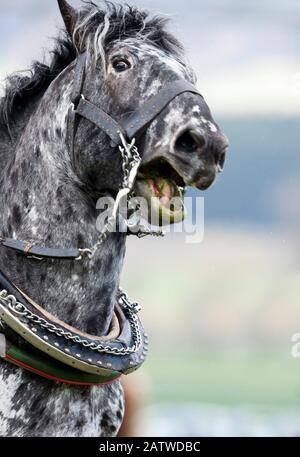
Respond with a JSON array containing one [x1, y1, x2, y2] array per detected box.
[[5, 354, 121, 386]]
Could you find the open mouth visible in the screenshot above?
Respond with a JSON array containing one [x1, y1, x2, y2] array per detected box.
[[134, 159, 186, 226]]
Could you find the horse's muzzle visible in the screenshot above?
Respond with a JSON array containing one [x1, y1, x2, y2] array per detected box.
[[171, 125, 229, 190]]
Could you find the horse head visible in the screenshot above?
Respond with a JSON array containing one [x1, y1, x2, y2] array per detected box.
[[58, 0, 228, 224]]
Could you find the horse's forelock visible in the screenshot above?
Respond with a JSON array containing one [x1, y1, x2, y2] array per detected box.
[[73, 1, 184, 71]]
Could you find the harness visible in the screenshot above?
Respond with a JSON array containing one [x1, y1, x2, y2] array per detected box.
[[0, 52, 202, 385]]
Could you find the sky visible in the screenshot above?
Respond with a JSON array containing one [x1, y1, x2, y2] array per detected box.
[[0, 0, 299, 117]]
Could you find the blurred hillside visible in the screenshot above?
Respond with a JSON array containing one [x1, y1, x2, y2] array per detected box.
[[123, 229, 300, 350], [193, 117, 300, 228], [122, 229, 300, 436]]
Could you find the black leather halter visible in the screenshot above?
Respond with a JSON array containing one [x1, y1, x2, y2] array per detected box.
[[0, 53, 203, 261], [67, 52, 202, 168]]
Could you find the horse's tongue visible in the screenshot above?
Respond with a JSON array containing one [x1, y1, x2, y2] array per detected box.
[[148, 177, 174, 199], [134, 177, 185, 226]]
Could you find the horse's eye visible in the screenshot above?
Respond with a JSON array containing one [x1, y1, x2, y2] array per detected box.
[[112, 59, 131, 73]]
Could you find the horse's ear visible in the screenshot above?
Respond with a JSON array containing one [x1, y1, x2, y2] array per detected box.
[[58, 0, 77, 37]]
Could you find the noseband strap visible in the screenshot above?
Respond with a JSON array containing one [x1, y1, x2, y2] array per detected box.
[[68, 53, 203, 166], [121, 79, 202, 140]]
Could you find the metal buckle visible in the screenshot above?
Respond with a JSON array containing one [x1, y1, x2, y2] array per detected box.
[[76, 248, 93, 261], [27, 255, 44, 261], [70, 94, 85, 112], [118, 290, 142, 314]]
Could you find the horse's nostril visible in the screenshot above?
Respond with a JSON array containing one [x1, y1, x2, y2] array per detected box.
[[218, 150, 226, 170], [213, 146, 227, 171], [174, 129, 206, 154]]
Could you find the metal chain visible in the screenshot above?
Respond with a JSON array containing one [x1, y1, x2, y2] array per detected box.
[[0, 289, 143, 356], [118, 133, 164, 238], [119, 135, 141, 189], [77, 132, 164, 260]]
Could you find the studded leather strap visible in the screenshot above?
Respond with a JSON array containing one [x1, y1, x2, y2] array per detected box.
[[0, 269, 147, 377]]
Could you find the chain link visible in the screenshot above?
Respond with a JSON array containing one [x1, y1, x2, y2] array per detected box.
[[77, 133, 142, 260], [119, 135, 141, 189], [0, 289, 143, 356], [77, 132, 164, 260]]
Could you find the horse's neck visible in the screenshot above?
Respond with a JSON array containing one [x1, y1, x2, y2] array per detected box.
[[0, 68, 126, 337]]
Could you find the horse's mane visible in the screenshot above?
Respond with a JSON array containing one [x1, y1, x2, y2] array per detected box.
[[0, 0, 183, 168], [0, 37, 76, 143]]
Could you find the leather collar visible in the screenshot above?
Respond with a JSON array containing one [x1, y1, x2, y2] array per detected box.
[[0, 269, 148, 385]]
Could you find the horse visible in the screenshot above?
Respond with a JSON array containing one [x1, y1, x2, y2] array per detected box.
[[0, 0, 228, 437]]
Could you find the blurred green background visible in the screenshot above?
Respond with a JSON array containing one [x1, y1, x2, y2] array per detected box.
[[1, 0, 300, 436]]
